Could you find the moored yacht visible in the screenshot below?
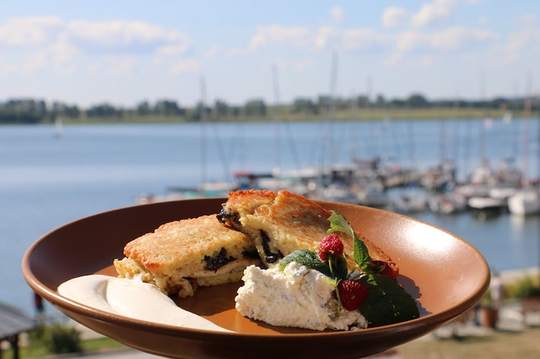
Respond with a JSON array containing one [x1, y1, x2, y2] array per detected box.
[[508, 189, 540, 215]]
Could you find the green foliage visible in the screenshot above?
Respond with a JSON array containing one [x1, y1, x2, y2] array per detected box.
[[505, 275, 540, 299], [43, 324, 82, 354], [327, 210, 371, 270], [358, 273, 420, 326], [480, 290, 494, 308], [279, 249, 332, 277], [28, 324, 46, 342], [292, 98, 318, 114], [2, 94, 540, 125], [244, 98, 267, 116], [328, 255, 348, 280]]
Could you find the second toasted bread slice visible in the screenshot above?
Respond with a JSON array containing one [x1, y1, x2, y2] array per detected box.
[[114, 215, 259, 297]]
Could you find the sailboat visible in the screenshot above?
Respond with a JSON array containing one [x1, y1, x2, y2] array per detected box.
[[509, 97, 540, 215], [508, 189, 540, 215], [54, 117, 63, 138]]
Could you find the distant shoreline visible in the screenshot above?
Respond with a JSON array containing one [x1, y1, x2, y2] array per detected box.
[[1, 107, 539, 125]]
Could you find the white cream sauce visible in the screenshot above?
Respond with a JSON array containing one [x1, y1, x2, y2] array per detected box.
[[57, 275, 230, 332]]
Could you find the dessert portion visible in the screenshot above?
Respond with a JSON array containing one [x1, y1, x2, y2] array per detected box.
[[235, 211, 420, 329], [112, 189, 418, 331], [114, 215, 259, 298], [236, 262, 367, 331], [218, 189, 395, 269]]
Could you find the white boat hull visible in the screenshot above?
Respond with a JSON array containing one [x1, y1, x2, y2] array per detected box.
[[468, 197, 506, 210], [508, 190, 540, 215]]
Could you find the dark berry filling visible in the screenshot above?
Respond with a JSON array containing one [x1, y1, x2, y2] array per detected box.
[[203, 248, 235, 271], [260, 230, 283, 263]]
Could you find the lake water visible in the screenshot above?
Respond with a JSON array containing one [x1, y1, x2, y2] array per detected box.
[[1, 118, 539, 314]]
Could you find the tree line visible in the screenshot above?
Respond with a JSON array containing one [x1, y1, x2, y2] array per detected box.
[[1, 94, 538, 124]]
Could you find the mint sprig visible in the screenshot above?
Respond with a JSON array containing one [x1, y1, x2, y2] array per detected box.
[[279, 250, 332, 277], [328, 254, 348, 280], [327, 211, 372, 270], [358, 273, 420, 326]]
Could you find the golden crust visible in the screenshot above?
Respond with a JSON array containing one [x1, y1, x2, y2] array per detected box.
[[115, 214, 259, 297], [222, 190, 394, 268], [123, 215, 253, 276], [225, 189, 276, 217]]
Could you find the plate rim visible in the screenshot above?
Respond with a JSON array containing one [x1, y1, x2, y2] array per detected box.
[[22, 198, 491, 339]]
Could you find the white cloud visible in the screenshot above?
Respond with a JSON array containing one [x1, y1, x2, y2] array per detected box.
[[105, 55, 139, 75], [430, 27, 495, 50], [382, 7, 409, 28], [170, 59, 200, 75], [275, 58, 313, 72], [0, 16, 191, 75], [246, 22, 493, 55], [21, 51, 48, 73], [250, 25, 310, 49], [310, 26, 389, 50], [65, 20, 188, 51], [395, 31, 424, 52], [502, 16, 540, 63], [0, 16, 62, 46], [156, 43, 189, 57], [48, 38, 80, 65], [392, 26, 496, 58], [341, 28, 388, 50], [314, 26, 337, 49], [0, 17, 189, 52], [330, 5, 345, 23], [412, 0, 457, 28], [204, 45, 220, 58]]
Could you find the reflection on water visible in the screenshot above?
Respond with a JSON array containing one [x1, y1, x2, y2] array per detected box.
[[414, 212, 539, 273], [509, 214, 528, 235]]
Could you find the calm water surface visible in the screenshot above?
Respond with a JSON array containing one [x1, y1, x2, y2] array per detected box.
[[1, 119, 539, 313]]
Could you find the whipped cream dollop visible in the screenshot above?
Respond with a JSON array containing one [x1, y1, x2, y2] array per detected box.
[[58, 275, 230, 332], [235, 263, 367, 331]]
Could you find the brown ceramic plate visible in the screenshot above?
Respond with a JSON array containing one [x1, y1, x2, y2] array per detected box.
[[23, 198, 489, 359]]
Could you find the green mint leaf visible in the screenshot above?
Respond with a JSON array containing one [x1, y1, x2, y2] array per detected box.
[[328, 255, 348, 280], [358, 273, 420, 326], [327, 211, 355, 238], [353, 236, 371, 270], [279, 250, 332, 277], [327, 210, 372, 270]]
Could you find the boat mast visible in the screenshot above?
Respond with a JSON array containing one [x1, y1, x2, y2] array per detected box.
[[54, 117, 63, 138], [201, 77, 231, 183], [318, 51, 339, 186], [272, 65, 282, 173], [200, 76, 207, 185], [328, 51, 339, 165], [439, 118, 447, 163], [272, 65, 301, 172], [479, 70, 487, 163], [522, 72, 533, 187], [407, 120, 415, 167]]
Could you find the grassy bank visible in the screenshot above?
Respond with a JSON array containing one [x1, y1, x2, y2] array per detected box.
[[399, 328, 540, 358], [4, 336, 124, 358], [60, 107, 538, 125]]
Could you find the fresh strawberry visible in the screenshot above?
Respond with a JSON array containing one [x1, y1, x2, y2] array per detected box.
[[370, 260, 399, 279], [337, 279, 368, 311], [318, 234, 344, 261]]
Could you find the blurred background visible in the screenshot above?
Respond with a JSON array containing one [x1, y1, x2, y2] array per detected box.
[[1, 0, 539, 357]]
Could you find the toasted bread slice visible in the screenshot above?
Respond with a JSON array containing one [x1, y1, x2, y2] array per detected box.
[[114, 215, 259, 297], [218, 190, 394, 268]]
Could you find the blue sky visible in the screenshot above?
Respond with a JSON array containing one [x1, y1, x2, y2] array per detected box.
[[0, 0, 539, 106]]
